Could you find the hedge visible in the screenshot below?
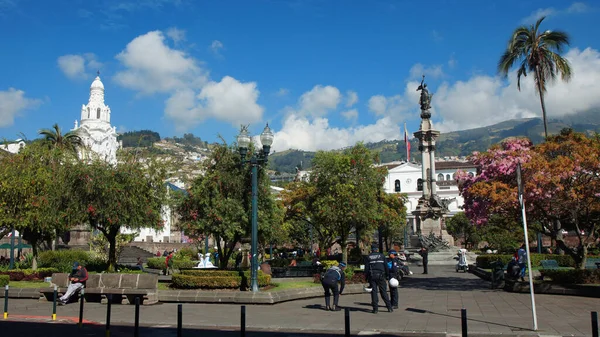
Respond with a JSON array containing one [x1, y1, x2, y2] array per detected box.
[[172, 270, 271, 289], [38, 250, 107, 272], [540, 269, 600, 285], [474, 254, 599, 269], [0, 275, 9, 287], [147, 257, 197, 270], [0, 268, 59, 281]]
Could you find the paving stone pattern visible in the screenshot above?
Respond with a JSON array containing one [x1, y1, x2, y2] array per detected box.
[[1, 266, 598, 337]]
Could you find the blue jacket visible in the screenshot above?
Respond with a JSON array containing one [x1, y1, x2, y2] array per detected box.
[[322, 266, 346, 293]]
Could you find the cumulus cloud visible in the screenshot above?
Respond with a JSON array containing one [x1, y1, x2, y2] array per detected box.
[[114, 30, 207, 94], [166, 27, 186, 43], [409, 63, 444, 80], [271, 115, 399, 152], [433, 48, 600, 132], [521, 2, 589, 23], [57, 53, 102, 80], [210, 40, 224, 58], [276, 88, 289, 97], [0, 88, 41, 127], [345, 90, 358, 107], [341, 109, 358, 122], [297, 85, 341, 117], [114, 30, 263, 130]]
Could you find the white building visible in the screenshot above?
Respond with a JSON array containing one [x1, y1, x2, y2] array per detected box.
[[381, 160, 477, 234], [0, 139, 26, 154], [72, 75, 120, 165]]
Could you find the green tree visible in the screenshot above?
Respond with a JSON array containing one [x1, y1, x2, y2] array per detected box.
[[498, 16, 572, 140], [38, 123, 83, 152], [444, 212, 480, 250], [377, 192, 408, 252], [176, 142, 283, 267], [66, 155, 169, 271]]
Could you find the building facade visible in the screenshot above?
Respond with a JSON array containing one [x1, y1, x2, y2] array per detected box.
[[381, 160, 477, 234]]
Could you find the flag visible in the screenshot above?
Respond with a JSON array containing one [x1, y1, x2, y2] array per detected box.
[[404, 123, 411, 162]]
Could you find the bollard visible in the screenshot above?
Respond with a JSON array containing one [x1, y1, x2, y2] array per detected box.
[[134, 297, 140, 337], [241, 305, 246, 337], [52, 285, 58, 321], [461, 308, 468, 337], [78, 289, 85, 327], [177, 304, 182, 337], [344, 307, 350, 337], [593, 311, 598, 337], [3, 285, 8, 319], [105, 294, 112, 337]]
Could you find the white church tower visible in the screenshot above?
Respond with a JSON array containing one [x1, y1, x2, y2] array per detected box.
[[73, 73, 120, 164]]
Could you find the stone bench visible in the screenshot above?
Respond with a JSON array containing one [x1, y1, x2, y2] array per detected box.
[[271, 265, 323, 278], [40, 273, 158, 305]]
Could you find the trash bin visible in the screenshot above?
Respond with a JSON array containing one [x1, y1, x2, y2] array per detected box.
[[490, 260, 505, 289]]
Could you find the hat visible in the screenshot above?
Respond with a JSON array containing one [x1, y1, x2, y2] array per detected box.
[[72, 262, 80, 269], [339, 262, 347, 267], [371, 245, 379, 252], [389, 250, 397, 255]]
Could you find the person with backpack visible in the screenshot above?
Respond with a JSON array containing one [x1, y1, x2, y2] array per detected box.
[[386, 250, 400, 309], [321, 262, 347, 311]]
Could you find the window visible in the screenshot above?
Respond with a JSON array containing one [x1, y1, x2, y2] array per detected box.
[[417, 178, 423, 191], [446, 174, 451, 180], [87, 107, 90, 118], [468, 172, 474, 178], [437, 173, 444, 181], [394, 179, 401, 192], [97, 108, 101, 119]]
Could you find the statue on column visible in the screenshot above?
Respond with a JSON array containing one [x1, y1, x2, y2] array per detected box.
[[416, 75, 433, 112]]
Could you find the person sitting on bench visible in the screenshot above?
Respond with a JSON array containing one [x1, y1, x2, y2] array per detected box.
[[59, 262, 88, 305]]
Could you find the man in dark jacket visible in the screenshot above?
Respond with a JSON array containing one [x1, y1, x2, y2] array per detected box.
[[365, 247, 393, 314], [59, 262, 88, 305], [321, 262, 346, 311], [419, 247, 429, 274], [386, 250, 400, 309]]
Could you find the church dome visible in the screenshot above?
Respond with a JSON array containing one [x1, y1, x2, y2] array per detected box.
[[90, 76, 104, 90]]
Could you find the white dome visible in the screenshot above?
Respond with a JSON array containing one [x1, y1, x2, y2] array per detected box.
[[90, 76, 104, 90]]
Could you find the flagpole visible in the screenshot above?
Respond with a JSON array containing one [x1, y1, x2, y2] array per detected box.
[[516, 163, 538, 331]]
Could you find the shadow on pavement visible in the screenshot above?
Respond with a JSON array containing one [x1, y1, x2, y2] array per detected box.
[[0, 321, 409, 337], [400, 274, 492, 292], [405, 307, 532, 332], [303, 303, 373, 313]]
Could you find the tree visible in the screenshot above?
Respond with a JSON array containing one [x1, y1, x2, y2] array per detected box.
[[282, 143, 386, 263], [498, 16, 572, 140], [376, 192, 408, 252], [458, 131, 600, 268], [67, 155, 169, 271], [38, 123, 83, 152], [176, 142, 283, 267], [445, 212, 480, 250]]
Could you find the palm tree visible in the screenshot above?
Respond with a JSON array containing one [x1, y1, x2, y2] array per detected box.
[[498, 16, 572, 140], [38, 123, 83, 152]]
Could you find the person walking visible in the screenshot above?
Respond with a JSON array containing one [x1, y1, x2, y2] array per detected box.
[[365, 246, 393, 314], [59, 262, 88, 305], [517, 244, 527, 281], [418, 247, 429, 274], [386, 250, 400, 309], [321, 262, 346, 311]]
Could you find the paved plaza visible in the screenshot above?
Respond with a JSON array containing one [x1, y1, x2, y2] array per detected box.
[[0, 266, 597, 336]]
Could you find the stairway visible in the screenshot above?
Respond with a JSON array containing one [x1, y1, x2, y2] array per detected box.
[[408, 247, 479, 266], [118, 246, 156, 266]]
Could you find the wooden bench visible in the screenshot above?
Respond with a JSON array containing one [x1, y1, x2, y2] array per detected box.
[[585, 258, 600, 270], [540, 260, 561, 270], [40, 273, 158, 305], [271, 265, 324, 278]]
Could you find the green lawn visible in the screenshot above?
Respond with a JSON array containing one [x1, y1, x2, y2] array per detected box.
[[6, 280, 47, 288]]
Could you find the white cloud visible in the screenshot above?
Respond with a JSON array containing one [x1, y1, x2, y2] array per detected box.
[[567, 2, 589, 13], [341, 109, 358, 121], [297, 85, 341, 117], [276, 88, 289, 97], [0, 88, 41, 127], [433, 48, 600, 132], [409, 63, 444, 80], [345, 90, 358, 107], [57, 55, 86, 80], [522, 2, 589, 23], [165, 76, 263, 131], [210, 40, 224, 57], [166, 27, 186, 43], [114, 30, 207, 94], [431, 30, 443, 42], [271, 114, 399, 152], [367, 82, 418, 121], [114, 30, 263, 131]]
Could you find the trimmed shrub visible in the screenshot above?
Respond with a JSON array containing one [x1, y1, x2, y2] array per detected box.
[[181, 270, 238, 277], [146, 257, 165, 269], [0, 275, 9, 287], [349, 272, 366, 284], [172, 260, 197, 270], [540, 269, 600, 285], [0, 268, 58, 281], [242, 270, 271, 287], [320, 260, 339, 269], [172, 270, 270, 289], [38, 250, 94, 273], [172, 274, 242, 289]]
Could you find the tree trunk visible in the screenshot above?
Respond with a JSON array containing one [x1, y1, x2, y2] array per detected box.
[[580, 245, 588, 271], [107, 230, 118, 272], [31, 240, 38, 270], [341, 239, 348, 264], [535, 66, 549, 141]]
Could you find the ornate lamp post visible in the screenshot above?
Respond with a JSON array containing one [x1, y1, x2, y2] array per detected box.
[[237, 124, 274, 292]]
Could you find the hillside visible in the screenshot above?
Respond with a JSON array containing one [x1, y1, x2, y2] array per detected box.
[[267, 108, 600, 173]]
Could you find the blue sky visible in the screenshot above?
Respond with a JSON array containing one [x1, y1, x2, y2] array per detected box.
[[1, 0, 600, 151]]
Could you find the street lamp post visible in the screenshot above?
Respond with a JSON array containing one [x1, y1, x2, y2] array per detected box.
[[237, 124, 274, 292]]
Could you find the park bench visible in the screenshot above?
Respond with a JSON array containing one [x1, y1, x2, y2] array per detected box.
[[271, 265, 324, 278], [584, 258, 600, 269], [40, 273, 158, 305], [540, 260, 563, 270]]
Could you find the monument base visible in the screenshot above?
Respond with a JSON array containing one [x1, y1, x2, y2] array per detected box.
[[420, 217, 455, 247]]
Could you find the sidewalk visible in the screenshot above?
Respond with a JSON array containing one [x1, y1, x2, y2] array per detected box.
[[1, 266, 597, 336]]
